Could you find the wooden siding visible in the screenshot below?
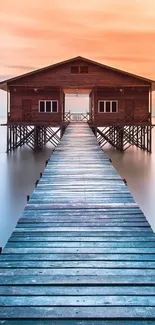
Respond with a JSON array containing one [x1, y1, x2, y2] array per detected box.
[[9, 89, 62, 124], [94, 87, 150, 124], [1, 123, 155, 323]]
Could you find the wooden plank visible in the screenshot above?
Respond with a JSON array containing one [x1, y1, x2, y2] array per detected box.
[[1, 267, 155, 276], [11, 231, 153, 237], [2, 253, 155, 261], [25, 204, 139, 210], [1, 260, 155, 268], [1, 295, 155, 306], [0, 321, 153, 325], [21, 210, 144, 216], [1, 275, 155, 285], [1, 306, 155, 318], [30, 194, 133, 199], [15, 222, 149, 228], [0, 285, 155, 296], [8, 236, 155, 242], [18, 218, 147, 223], [12, 227, 152, 233], [6, 241, 155, 248], [3, 247, 155, 254]]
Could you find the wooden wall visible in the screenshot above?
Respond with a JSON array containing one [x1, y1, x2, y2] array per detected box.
[[93, 87, 150, 125], [9, 89, 62, 124], [7, 59, 151, 125]]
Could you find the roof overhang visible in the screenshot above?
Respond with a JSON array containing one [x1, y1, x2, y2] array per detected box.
[[0, 82, 7, 91], [152, 82, 155, 91]]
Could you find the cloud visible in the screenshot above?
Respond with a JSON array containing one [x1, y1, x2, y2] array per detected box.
[[5, 65, 37, 71], [0, 0, 155, 79]]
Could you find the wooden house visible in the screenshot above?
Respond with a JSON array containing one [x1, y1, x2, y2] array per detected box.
[[0, 56, 154, 126], [0, 56, 154, 152]]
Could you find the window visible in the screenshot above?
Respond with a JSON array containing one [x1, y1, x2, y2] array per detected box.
[[98, 100, 118, 113], [106, 101, 110, 113], [39, 100, 58, 113], [46, 101, 51, 112], [71, 66, 79, 73], [70, 66, 88, 73], [80, 66, 88, 73], [39, 101, 45, 112], [112, 101, 117, 112], [99, 102, 104, 112], [52, 101, 58, 112]]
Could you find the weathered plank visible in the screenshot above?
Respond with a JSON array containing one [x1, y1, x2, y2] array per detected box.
[[11, 231, 154, 237], [1, 306, 155, 318], [1, 260, 155, 268], [0, 321, 154, 325], [1, 275, 155, 285], [15, 222, 149, 228], [2, 253, 155, 261], [1, 295, 155, 306], [6, 241, 155, 248], [0, 285, 155, 296], [3, 247, 155, 254], [12, 227, 152, 233], [1, 267, 155, 276], [9, 236, 154, 242]]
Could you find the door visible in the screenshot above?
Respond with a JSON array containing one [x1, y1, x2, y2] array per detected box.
[[22, 99, 32, 121], [125, 99, 134, 122]]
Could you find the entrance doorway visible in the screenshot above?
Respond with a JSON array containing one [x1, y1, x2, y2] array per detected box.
[[63, 88, 92, 122]]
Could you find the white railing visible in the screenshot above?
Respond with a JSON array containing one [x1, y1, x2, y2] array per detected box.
[[64, 112, 90, 122]]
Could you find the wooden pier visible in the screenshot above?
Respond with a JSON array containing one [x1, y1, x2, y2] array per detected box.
[[0, 123, 155, 323]]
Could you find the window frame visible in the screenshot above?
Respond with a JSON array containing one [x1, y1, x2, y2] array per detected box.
[[39, 100, 58, 113], [98, 100, 118, 113]]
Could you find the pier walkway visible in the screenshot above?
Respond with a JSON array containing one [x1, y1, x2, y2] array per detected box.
[[0, 123, 155, 324]]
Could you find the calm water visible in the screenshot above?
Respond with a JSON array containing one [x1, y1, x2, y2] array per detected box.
[[0, 117, 155, 248], [0, 117, 54, 248]]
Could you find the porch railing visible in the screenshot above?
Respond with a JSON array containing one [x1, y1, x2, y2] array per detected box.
[[64, 112, 90, 122]]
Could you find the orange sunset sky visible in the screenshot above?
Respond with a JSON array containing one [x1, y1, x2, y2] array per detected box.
[[1, 0, 155, 81]]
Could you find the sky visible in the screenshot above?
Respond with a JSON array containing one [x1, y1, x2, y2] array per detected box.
[[0, 0, 155, 114]]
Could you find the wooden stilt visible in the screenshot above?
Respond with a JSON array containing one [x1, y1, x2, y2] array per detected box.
[[95, 124, 153, 152], [5, 124, 68, 152]]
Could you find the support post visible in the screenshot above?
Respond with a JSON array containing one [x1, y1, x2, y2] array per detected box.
[[91, 126, 97, 137], [60, 125, 66, 138], [116, 126, 124, 151], [44, 127, 47, 145], [6, 126, 10, 152]]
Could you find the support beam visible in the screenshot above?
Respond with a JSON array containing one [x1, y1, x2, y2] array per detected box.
[[95, 125, 153, 153], [5, 124, 68, 152], [90, 127, 97, 137]]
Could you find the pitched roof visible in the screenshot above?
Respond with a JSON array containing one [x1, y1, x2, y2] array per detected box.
[[0, 56, 154, 90]]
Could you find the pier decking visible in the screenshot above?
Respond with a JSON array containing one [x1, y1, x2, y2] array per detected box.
[[0, 123, 155, 324]]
